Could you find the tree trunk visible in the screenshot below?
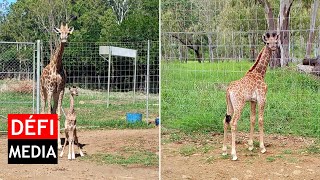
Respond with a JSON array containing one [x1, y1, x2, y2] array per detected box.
[[305, 0, 319, 59], [258, 0, 276, 31], [270, 48, 281, 67], [278, 0, 293, 67], [178, 43, 187, 63], [172, 34, 202, 63], [207, 33, 214, 62], [249, 33, 256, 61], [178, 43, 183, 62], [194, 47, 202, 63], [258, 0, 280, 68]]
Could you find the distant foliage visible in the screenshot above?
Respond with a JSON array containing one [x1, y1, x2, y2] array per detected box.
[[0, 0, 159, 42]]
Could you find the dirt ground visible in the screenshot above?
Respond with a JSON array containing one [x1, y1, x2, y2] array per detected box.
[[162, 132, 320, 180], [0, 128, 159, 180]]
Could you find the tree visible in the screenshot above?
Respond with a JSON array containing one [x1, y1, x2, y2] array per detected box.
[[191, 0, 222, 62], [162, 0, 204, 63], [257, 0, 294, 67], [108, 0, 130, 25], [171, 33, 203, 63], [305, 0, 319, 59], [257, 0, 276, 31], [278, 0, 294, 67]]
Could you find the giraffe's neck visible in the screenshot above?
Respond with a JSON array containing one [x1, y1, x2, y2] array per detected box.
[[69, 94, 75, 114], [246, 46, 272, 78], [50, 41, 65, 70]]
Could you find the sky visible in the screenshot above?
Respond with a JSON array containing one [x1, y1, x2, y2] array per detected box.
[[7, 0, 16, 4], [0, 0, 16, 12]]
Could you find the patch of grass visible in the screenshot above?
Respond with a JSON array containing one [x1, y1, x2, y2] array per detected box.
[[201, 145, 214, 154], [179, 145, 196, 156], [205, 156, 215, 164], [275, 154, 284, 159], [305, 145, 320, 154], [77, 119, 152, 130], [220, 154, 229, 159], [253, 140, 260, 147], [82, 151, 158, 167], [266, 154, 284, 162], [287, 157, 299, 163], [266, 156, 276, 162], [162, 61, 320, 138], [0, 86, 158, 131], [169, 133, 182, 142], [283, 149, 292, 154]]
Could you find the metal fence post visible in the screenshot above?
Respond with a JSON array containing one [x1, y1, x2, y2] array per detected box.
[[32, 43, 36, 113], [36, 40, 41, 114], [107, 47, 112, 108], [133, 56, 137, 103], [146, 40, 150, 123]]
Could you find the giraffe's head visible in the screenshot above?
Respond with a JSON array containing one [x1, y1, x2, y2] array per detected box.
[[69, 86, 79, 96], [54, 23, 74, 43], [262, 32, 279, 51]]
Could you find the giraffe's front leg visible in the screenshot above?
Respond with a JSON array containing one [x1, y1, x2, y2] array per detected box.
[[57, 90, 65, 150], [56, 89, 65, 119], [60, 132, 67, 157], [58, 120, 62, 150], [40, 86, 47, 114], [47, 91, 53, 114], [248, 101, 256, 151], [68, 140, 72, 160], [258, 103, 266, 154], [75, 130, 84, 157], [71, 140, 75, 159]]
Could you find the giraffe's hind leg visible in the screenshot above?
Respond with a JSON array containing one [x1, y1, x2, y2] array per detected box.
[[248, 101, 256, 151], [230, 112, 241, 161], [222, 91, 234, 156], [222, 116, 229, 156], [230, 101, 245, 161]]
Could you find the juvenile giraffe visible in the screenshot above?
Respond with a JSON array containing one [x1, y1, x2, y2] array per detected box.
[[60, 86, 84, 160], [222, 32, 279, 161], [40, 23, 74, 149]]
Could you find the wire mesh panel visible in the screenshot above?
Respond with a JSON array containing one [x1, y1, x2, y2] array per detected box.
[[40, 41, 159, 127], [0, 42, 36, 130], [161, 0, 320, 138]]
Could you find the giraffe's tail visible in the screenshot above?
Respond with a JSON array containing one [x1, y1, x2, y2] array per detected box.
[[225, 91, 233, 124]]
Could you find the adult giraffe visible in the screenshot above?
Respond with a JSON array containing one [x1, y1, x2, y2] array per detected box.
[[40, 23, 74, 149]]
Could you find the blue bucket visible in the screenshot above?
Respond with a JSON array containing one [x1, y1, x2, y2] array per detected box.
[[126, 113, 142, 123], [155, 117, 160, 126]]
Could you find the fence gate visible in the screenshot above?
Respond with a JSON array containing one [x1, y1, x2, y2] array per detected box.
[[0, 41, 39, 130]]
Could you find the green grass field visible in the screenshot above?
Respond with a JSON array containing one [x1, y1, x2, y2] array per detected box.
[[162, 61, 320, 138], [0, 81, 159, 131]]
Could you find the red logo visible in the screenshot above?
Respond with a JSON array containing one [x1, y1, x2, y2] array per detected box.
[[8, 114, 58, 164]]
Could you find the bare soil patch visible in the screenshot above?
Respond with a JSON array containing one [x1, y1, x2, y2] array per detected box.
[[162, 132, 320, 180], [0, 128, 159, 180]]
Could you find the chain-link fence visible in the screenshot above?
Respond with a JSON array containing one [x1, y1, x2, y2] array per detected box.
[[0, 42, 36, 122], [0, 40, 159, 131], [41, 40, 159, 126], [161, 0, 320, 138]]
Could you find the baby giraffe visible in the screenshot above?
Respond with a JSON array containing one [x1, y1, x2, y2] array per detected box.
[[222, 32, 279, 160], [60, 86, 84, 160]]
